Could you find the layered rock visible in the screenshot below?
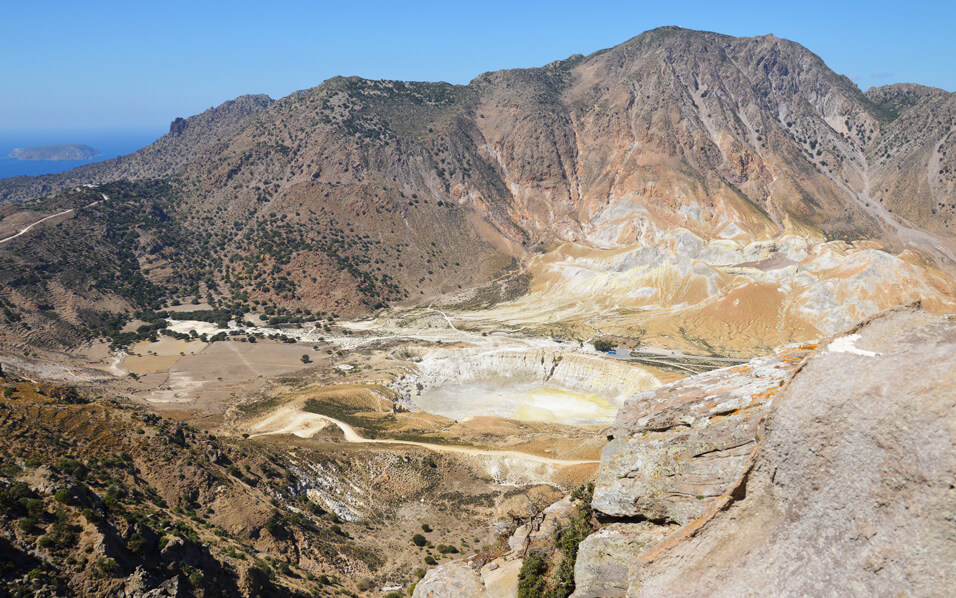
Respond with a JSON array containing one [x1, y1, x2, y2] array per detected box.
[[573, 305, 956, 596], [408, 347, 661, 408], [591, 342, 812, 524]]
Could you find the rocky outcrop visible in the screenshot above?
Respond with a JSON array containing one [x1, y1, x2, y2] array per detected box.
[[591, 342, 812, 524], [573, 305, 956, 596], [169, 117, 187, 136], [413, 561, 485, 598], [413, 496, 583, 598]]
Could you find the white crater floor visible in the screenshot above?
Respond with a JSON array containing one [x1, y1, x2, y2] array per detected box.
[[415, 380, 617, 425]]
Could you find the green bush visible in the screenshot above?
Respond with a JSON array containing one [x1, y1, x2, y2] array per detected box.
[[18, 517, 36, 533], [57, 459, 88, 480], [592, 339, 616, 352], [517, 551, 549, 598], [96, 557, 118, 575], [263, 510, 283, 534], [54, 488, 72, 504], [128, 533, 144, 554], [411, 533, 427, 547]]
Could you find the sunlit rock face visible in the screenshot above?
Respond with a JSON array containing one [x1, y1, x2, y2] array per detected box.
[[480, 228, 956, 357], [399, 348, 661, 425], [573, 306, 956, 597], [590, 342, 813, 524]]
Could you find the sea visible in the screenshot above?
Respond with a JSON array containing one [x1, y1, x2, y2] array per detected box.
[[0, 129, 165, 180]]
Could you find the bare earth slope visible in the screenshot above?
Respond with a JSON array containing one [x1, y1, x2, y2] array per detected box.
[[3, 28, 954, 252], [573, 305, 956, 596], [0, 27, 954, 355]]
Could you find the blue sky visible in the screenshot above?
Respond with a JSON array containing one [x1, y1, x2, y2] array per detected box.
[[2, 0, 953, 133]]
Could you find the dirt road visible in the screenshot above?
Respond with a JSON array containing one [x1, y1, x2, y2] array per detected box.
[[0, 193, 108, 245], [255, 410, 599, 466]]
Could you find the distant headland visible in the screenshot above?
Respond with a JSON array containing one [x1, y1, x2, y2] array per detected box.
[[8, 144, 100, 161]]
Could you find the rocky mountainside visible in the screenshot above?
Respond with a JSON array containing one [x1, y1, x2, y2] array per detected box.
[[572, 305, 956, 596], [0, 363, 543, 597], [3, 28, 955, 246], [0, 27, 954, 354], [0, 95, 272, 200]]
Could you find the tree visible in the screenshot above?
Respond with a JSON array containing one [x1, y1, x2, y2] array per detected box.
[[592, 339, 615, 352], [300, 354, 311, 364]]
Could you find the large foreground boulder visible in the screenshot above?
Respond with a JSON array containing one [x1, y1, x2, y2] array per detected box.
[[575, 306, 956, 596], [591, 342, 812, 525]]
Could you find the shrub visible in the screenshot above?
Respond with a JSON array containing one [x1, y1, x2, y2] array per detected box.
[[592, 339, 615, 352], [81, 508, 102, 524], [96, 557, 118, 575], [54, 488, 72, 505], [18, 517, 36, 533], [23, 498, 45, 519], [421, 523, 432, 533], [517, 551, 549, 598], [411, 533, 427, 547], [128, 533, 144, 554], [57, 459, 88, 480], [424, 556, 437, 566]]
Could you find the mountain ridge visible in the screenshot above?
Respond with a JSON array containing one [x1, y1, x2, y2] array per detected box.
[[0, 27, 954, 354]]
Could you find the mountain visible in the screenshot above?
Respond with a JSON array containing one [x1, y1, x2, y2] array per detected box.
[[0, 28, 954, 597], [0, 95, 273, 200], [0, 27, 954, 354], [8, 144, 100, 161]]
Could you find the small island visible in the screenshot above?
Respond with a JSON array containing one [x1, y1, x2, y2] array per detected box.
[[8, 144, 100, 161]]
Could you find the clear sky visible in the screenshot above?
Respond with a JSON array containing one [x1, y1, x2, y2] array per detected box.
[[2, 0, 953, 133]]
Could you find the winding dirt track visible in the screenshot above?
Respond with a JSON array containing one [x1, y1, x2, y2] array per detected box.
[[265, 411, 600, 466], [0, 193, 108, 245]]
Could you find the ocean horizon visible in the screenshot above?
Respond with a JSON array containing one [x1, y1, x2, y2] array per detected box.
[[0, 128, 164, 180]]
